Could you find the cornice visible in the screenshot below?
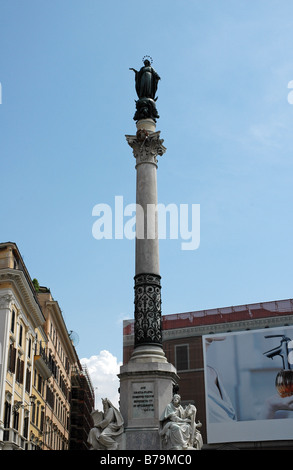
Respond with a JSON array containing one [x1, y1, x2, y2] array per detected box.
[[0, 269, 45, 327], [123, 314, 293, 346], [161, 314, 293, 340]]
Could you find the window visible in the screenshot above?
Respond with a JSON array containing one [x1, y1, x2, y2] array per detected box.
[[40, 409, 44, 432], [8, 344, 16, 373], [46, 386, 54, 410], [18, 324, 23, 347], [13, 410, 19, 431], [31, 402, 36, 424], [36, 403, 40, 428], [25, 368, 31, 393], [37, 374, 42, 394], [16, 357, 24, 384], [23, 415, 29, 439], [175, 344, 189, 371], [65, 357, 69, 374], [10, 310, 15, 333], [4, 401, 11, 429]]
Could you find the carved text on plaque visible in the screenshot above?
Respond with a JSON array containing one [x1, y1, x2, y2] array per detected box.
[[132, 382, 155, 418]]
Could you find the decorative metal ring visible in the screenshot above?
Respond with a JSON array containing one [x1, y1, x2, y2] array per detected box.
[[142, 55, 153, 64]]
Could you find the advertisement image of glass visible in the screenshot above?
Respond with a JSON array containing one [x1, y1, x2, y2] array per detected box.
[[203, 326, 293, 444]]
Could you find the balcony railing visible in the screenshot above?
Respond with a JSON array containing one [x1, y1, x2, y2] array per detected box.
[[34, 344, 52, 380]]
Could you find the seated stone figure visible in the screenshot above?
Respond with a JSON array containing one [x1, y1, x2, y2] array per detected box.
[[159, 394, 203, 450], [88, 398, 124, 450]]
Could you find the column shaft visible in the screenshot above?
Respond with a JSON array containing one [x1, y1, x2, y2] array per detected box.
[[126, 123, 166, 351]]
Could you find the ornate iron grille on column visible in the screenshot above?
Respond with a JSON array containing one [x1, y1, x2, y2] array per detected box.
[[134, 273, 162, 346]]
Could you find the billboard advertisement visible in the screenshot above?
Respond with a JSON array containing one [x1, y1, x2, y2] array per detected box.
[[203, 326, 293, 443]]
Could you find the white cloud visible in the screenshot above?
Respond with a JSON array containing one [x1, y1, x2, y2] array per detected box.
[[81, 350, 122, 410]]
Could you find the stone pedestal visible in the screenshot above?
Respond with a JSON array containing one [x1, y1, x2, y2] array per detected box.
[[119, 359, 178, 450]]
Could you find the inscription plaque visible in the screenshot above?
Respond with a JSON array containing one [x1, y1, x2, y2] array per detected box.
[[132, 382, 155, 418]]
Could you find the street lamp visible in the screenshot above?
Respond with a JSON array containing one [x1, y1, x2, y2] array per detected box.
[[12, 395, 36, 414]]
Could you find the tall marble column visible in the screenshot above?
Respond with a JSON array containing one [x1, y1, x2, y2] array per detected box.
[[119, 60, 178, 450], [126, 119, 167, 362]]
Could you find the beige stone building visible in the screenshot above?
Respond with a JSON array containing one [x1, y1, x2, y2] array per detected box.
[[0, 242, 46, 449], [37, 286, 79, 450], [0, 242, 83, 450]]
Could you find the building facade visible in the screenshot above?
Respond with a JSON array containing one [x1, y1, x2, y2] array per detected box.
[[123, 298, 293, 450], [29, 324, 51, 449], [69, 362, 94, 450], [0, 242, 46, 449], [0, 242, 95, 450], [37, 286, 77, 450]]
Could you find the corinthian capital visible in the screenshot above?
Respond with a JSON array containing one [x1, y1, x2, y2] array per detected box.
[[0, 293, 13, 309], [125, 130, 166, 167]]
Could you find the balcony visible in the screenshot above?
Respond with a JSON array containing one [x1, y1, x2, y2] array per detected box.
[[34, 346, 52, 380], [2, 428, 26, 450]]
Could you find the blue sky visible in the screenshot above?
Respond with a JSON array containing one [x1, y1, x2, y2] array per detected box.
[[1, 1, 293, 396]]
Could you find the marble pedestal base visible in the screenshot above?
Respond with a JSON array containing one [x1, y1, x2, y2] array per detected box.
[[118, 347, 178, 450]]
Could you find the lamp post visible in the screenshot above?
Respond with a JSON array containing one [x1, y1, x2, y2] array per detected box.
[[12, 394, 36, 414]]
